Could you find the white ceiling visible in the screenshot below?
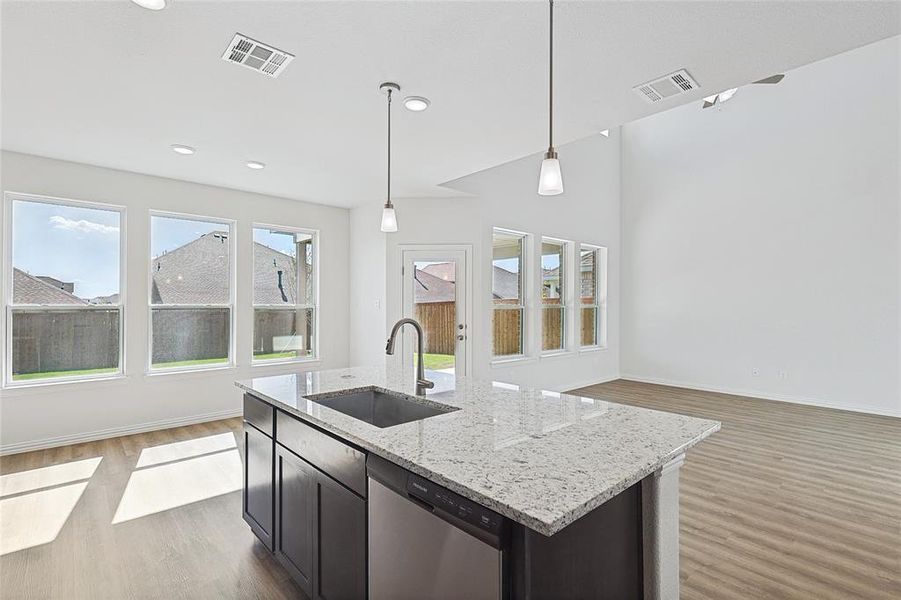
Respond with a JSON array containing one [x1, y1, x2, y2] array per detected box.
[[2, 1, 898, 208]]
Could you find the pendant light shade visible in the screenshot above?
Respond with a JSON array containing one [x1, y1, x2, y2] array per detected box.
[[538, 0, 563, 196], [379, 82, 401, 232], [538, 155, 564, 196], [380, 205, 398, 232]]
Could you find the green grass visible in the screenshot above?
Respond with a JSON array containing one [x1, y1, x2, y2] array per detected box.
[[419, 353, 455, 370], [13, 367, 120, 381], [152, 357, 229, 369], [254, 351, 303, 361]]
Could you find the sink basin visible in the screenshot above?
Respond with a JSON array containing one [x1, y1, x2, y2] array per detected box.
[[306, 387, 458, 428]]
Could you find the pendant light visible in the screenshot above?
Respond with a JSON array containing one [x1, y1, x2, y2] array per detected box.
[[538, 0, 563, 196], [380, 82, 400, 232]]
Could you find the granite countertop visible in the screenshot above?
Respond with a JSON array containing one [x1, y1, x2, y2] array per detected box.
[[236, 366, 720, 536]]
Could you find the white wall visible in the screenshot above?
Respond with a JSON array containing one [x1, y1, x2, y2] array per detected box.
[[0, 151, 350, 452], [349, 133, 622, 391], [348, 202, 387, 368], [621, 36, 900, 417]]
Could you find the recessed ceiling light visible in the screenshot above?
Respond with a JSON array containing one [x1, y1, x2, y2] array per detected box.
[[600, 129, 609, 138], [403, 96, 430, 112], [131, 0, 166, 10], [246, 161, 266, 170], [171, 144, 195, 155]]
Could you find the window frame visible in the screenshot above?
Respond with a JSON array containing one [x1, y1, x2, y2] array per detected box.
[[147, 210, 236, 375], [2, 191, 127, 388], [490, 227, 531, 363], [578, 243, 607, 350], [251, 223, 320, 365], [539, 236, 571, 356]]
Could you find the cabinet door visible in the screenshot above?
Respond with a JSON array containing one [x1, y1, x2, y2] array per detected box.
[[314, 471, 367, 600], [243, 424, 273, 549], [275, 446, 316, 597]]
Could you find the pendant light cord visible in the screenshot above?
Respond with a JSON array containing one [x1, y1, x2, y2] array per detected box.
[[386, 88, 393, 209], [548, 0, 554, 151]]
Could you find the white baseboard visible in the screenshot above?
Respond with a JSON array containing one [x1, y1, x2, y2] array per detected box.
[[619, 373, 901, 418], [0, 408, 244, 456]]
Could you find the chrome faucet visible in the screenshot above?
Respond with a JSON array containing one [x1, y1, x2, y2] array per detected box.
[[385, 318, 435, 396]]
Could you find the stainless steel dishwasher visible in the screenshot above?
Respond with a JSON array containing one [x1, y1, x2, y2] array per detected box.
[[367, 455, 506, 600]]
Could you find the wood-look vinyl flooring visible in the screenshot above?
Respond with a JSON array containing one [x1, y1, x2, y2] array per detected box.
[[1, 380, 899, 599], [574, 380, 901, 600]]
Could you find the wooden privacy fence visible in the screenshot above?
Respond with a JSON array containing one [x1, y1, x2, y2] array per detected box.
[[416, 300, 594, 357], [414, 302, 457, 355]]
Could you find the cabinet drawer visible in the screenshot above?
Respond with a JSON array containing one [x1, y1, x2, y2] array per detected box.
[[276, 411, 366, 497], [244, 394, 274, 437]]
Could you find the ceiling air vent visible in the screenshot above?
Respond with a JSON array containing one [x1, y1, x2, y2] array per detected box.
[[221, 33, 294, 78], [633, 69, 699, 103]]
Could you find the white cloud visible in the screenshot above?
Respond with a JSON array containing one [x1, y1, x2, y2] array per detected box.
[[49, 215, 119, 235]]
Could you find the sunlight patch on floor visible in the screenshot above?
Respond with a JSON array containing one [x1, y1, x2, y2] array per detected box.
[[112, 448, 242, 524], [135, 432, 237, 468], [0, 456, 102, 497], [0, 456, 103, 555]]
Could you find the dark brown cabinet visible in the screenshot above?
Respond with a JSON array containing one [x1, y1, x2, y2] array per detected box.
[[274, 445, 316, 596], [314, 470, 367, 599], [243, 423, 274, 550], [274, 443, 367, 600]]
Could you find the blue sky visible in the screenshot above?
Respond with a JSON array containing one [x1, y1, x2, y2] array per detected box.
[[12, 200, 121, 300]]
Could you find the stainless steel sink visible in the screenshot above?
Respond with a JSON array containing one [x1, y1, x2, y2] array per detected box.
[[306, 388, 458, 428]]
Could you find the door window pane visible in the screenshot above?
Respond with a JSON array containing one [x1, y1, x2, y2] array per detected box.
[[413, 261, 456, 373], [9, 197, 122, 382]]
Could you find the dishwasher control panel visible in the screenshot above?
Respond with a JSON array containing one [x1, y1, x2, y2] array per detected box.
[[407, 474, 504, 535]]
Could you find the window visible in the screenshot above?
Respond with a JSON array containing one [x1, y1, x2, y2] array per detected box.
[[491, 229, 526, 358], [149, 213, 233, 371], [252, 226, 317, 362], [579, 244, 606, 348], [541, 238, 567, 352], [5, 194, 124, 384]]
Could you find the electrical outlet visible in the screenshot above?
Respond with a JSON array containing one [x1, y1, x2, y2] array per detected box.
[[779, 370, 788, 380], [752, 367, 760, 377]]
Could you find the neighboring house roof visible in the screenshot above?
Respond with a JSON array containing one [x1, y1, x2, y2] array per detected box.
[[421, 262, 455, 282], [151, 231, 300, 305], [12, 268, 88, 305], [253, 241, 299, 304], [36, 275, 74, 294], [89, 293, 120, 305], [414, 268, 456, 304], [492, 265, 520, 300]]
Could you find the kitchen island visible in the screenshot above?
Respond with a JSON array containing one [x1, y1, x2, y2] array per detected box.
[[236, 366, 719, 600]]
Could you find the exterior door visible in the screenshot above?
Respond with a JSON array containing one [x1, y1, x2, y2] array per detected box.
[[400, 248, 469, 377]]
